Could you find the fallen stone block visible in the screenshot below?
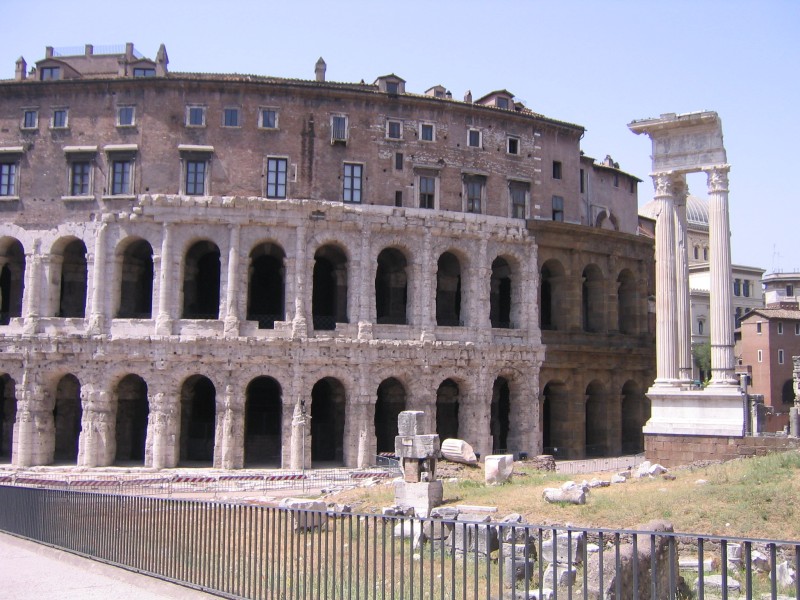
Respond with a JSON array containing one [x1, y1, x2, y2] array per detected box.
[[636, 460, 652, 478], [485, 454, 514, 485], [751, 549, 770, 573], [776, 560, 796, 587], [699, 574, 740, 595], [541, 531, 585, 565], [611, 474, 628, 484], [588, 478, 611, 488], [543, 563, 576, 588], [441, 438, 478, 465], [278, 498, 327, 530], [397, 410, 426, 436], [449, 513, 498, 556], [543, 487, 585, 505]]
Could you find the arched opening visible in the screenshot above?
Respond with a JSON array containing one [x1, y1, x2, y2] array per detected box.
[[59, 239, 88, 318], [621, 381, 649, 454], [436, 252, 462, 326], [117, 239, 154, 318], [585, 380, 608, 457], [491, 377, 510, 452], [541, 381, 567, 456], [490, 257, 512, 329], [582, 264, 604, 333], [783, 380, 796, 406], [375, 378, 406, 453], [54, 374, 82, 463], [617, 269, 637, 334], [245, 376, 282, 466], [311, 377, 346, 464], [0, 374, 16, 461], [180, 375, 216, 464], [0, 238, 25, 325], [540, 260, 565, 331], [115, 374, 149, 463], [375, 248, 408, 325], [182, 241, 221, 319], [247, 243, 286, 329], [312, 245, 348, 330], [436, 379, 459, 440]]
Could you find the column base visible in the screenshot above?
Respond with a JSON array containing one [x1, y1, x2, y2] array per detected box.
[[644, 384, 745, 437]]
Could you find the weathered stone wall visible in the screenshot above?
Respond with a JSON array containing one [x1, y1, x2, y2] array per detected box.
[[645, 433, 800, 467]]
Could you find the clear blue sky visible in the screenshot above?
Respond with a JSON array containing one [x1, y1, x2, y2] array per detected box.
[[2, 0, 797, 273]]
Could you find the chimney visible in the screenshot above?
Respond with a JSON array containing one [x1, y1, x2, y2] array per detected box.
[[464, 90, 472, 103], [125, 43, 134, 60], [45, 46, 54, 59], [15, 57, 27, 81], [85, 44, 93, 56], [156, 43, 169, 76], [315, 57, 326, 82]]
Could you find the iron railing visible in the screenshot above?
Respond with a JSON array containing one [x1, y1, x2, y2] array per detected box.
[[0, 484, 798, 599]]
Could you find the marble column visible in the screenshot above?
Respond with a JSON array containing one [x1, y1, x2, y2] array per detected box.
[[155, 223, 174, 335], [77, 386, 115, 467], [705, 165, 737, 386], [291, 223, 308, 338], [214, 384, 244, 469], [223, 224, 241, 336], [672, 175, 693, 383], [88, 219, 109, 334], [652, 172, 679, 385]]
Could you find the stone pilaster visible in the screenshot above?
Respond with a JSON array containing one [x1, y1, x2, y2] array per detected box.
[[214, 383, 244, 469], [419, 229, 434, 341], [475, 236, 491, 336], [291, 223, 308, 338], [223, 224, 241, 336], [357, 226, 373, 340], [155, 223, 174, 336], [12, 375, 53, 467], [672, 175, 693, 382], [705, 165, 737, 386], [88, 219, 109, 334], [77, 386, 115, 467], [22, 240, 42, 334], [146, 391, 179, 469]]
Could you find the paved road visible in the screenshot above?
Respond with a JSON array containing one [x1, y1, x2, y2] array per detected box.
[[0, 532, 220, 599]]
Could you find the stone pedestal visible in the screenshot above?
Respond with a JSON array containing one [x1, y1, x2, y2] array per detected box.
[[643, 385, 745, 437], [393, 481, 444, 518]]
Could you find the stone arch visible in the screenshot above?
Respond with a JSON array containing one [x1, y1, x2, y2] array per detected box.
[[375, 377, 406, 453], [541, 380, 568, 456], [0, 374, 16, 461], [490, 376, 510, 452], [311, 377, 346, 464], [585, 380, 608, 457], [782, 379, 796, 406], [180, 375, 216, 464], [436, 251, 462, 326], [247, 242, 286, 329], [617, 268, 637, 334], [621, 380, 649, 454], [114, 374, 149, 463], [435, 378, 460, 440], [375, 247, 408, 325], [116, 238, 154, 318], [53, 238, 87, 318], [540, 259, 566, 331], [490, 256, 513, 329], [244, 376, 282, 467], [54, 374, 82, 463], [582, 263, 605, 333], [0, 238, 25, 325], [312, 244, 348, 330], [182, 240, 221, 319]]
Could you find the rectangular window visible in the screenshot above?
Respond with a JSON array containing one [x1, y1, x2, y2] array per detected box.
[[117, 106, 135, 127], [133, 67, 156, 77], [420, 123, 434, 142], [552, 195, 564, 221], [496, 97, 509, 109], [386, 81, 399, 95], [111, 160, 132, 195], [552, 161, 562, 179], [185, 160, 206, 195], [788, 284, 795, 296], [70, 161, 91, 196], [395, 152, 403, 170], [778, 322, 784, 335], [743, 280, 751, 297], [186, 106, 206, 127], [795, 322, 799, 335], [0, 163, 17, 196], [266, 157, 287, 198], [331, 115, 348, 143], [733, 279, 741, 296], [394, 191, 402, 207], [613, 173, 619, 187], [757, 349, 763, 363], [343, 163, 362, 203], [507, 136, 520, 155], [260, 109, 278, 129], [22, 109, 38, 129], [52, 109, 68, 129], [778, 349, 785, 365], [579, 168, 585, 193], [387, 120, 402, 139], [468, 129, 481, 148], [463, 174, 485, 213], [509, 181, 529, 219], [223, 108, 240, 127], [419, 175, 436, 209], [756, 321, 762, 334], [40, 67, 60, 80]]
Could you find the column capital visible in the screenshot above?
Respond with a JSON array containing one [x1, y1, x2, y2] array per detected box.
[[703, 164, 730, 193]]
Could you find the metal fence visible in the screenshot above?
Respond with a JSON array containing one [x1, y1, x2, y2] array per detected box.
[[1, 485, 798, 599]]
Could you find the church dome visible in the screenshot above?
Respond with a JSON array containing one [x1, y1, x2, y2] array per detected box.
[[639, 195, 708, 230]]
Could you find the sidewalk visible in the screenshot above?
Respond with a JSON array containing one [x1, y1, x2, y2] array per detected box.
[[0, 532, 220, 599]]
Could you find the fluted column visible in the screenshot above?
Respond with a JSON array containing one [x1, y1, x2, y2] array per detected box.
[[224, 224, 241, 336], [652, 172, 679, 385], [672, 175, 693, 382], [155, 223, 174, 335], [705, 165, 737, 386], [88, 219, 109, 334]]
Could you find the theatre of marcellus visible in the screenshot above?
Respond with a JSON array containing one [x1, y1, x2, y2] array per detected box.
[[0, 43, 655, 470]]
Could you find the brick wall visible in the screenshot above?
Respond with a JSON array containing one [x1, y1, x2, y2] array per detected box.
[[645, 433, 800, 467]]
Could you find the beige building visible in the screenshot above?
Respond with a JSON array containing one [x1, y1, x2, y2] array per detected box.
[[0, 44, 655, 468]]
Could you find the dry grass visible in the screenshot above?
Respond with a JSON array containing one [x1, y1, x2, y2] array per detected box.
[[329, 451, 800, 540]]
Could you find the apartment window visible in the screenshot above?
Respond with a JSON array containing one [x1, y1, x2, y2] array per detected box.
[[757, 349, 763, 363], [463, 174, 485, 213], [223, 108, 240, 128], [507, 136, 520, 155], [133, 68, 156, 77], [386, 81, 399, 94], [40, 67, 60, 81], [693, 246, 699, 260], [387, 120, 402, 139], [778, 322, 784, 335], [419, 174, 436, 209], [111, 159, 133, 195], [467, 129, 481, 148], [185, 160, 207, 195], [552, 195, 564, 221], [613, 173, 619, 187], [496, 97, 509, 109], [117, 106, 135, 127], [743, 280, 751, 297], [266, 157, 288, 199], [778, 349, 785, 365], [260, 109, 278, 129], [703, 248, 708, 260], [0, 162, 17, 197], [70, 161, 91, 196], [343, 163, 362, 203], [552, 161, 562, 179], [733, 279, 741, 296], [22, 109, 38, 130], [795, 322, 800, 335], [395, 153, 403, 170], [579, 169, 585, 193], [509, 180, 529, 219], [394, 191, 402, 207], [787, 284, 795, 296], [756, 321, 762, 334], [186, 106, 206, 127], [331, 115, 348, 143], [52, 108, 68, 129], [420, 123, 434, 142], [698, 320, 704, 335]]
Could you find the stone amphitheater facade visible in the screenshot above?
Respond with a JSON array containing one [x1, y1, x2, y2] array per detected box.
[[0, 44, 655, 469]]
